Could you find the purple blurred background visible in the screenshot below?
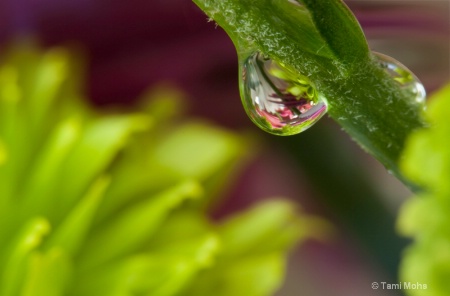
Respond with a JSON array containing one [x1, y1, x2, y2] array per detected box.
[[1, 0, 447, 124], [0, 0, 448, 295]]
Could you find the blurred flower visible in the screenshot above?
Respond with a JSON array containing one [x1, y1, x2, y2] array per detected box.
[[0, 44, 323, 295], [398, 83, 450, 296]]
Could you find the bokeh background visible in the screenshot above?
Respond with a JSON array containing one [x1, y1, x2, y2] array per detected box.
[[0, 0, 448, 295]]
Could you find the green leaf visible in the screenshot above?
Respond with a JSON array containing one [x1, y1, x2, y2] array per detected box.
[[98, 120, 246, 221], [401, 83, 450, 195], [55, 114, 151, 221], [79, 181, 203, 269], [181, 199, 325, 296], [218, 200, 303, 258], [43, 176, 110, 255], [193, 0, 334, 66], [183, 253, 285, 296], [398, 196, 450, 241], [152, 122, 244, 180], [26, 48, 69, 132], [20, 118, 82, 216], [0, 64, 26, 201], [0, 218, 51, 296], [129, 234, 219, 296], [0, 138, 6, 166], [398, 82, 450, 296], [75, 227, 220, 296], [193, 0, 425, 182], [215, 254, 285, 296], [21, 248, 72, 296], [301, 0, 369, 64]]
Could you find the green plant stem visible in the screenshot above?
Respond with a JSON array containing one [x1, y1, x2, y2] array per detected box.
[[193, 0, 425, 183]]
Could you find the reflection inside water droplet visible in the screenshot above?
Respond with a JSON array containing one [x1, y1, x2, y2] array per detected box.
[[241, 52, 327, 136], [373, 52, 426, 104]]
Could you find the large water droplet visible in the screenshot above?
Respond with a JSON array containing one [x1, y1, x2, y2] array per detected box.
[[241, 52, 327, 136], [373, 52, 426, 104]]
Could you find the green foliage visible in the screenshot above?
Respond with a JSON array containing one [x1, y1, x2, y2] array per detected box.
[[398, 83, 450, 296], [300, 0, 369, 64], [0, 44, 319, 296], [193, 0, 425, 180]]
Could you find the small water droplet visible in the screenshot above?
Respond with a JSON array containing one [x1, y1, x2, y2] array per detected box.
[[241, 52, 327, 136], [373, 52, 426, 104]]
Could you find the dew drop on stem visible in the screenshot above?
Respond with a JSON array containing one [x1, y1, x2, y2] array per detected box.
[[373, 52, 426, 105], [240, 52, 328, 136]]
